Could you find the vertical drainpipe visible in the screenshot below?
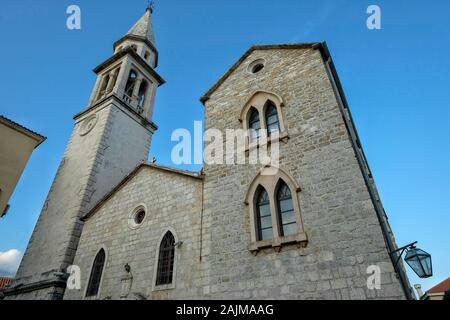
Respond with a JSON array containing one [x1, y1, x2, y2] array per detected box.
[[316, 42, 414, 300]]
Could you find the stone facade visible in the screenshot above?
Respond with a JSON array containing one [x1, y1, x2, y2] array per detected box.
[[65, 46, 408, 300], [64, 165, 204, 300], [8, 98, 154, 300], [201, 46, 406, 299], [6, 9, 160, 300], [7, 9, 412, 300]]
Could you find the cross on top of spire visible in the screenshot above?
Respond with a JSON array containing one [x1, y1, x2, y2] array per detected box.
[[146, 0, 155, 13]]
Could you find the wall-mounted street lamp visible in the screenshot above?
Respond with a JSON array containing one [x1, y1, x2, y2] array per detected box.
[[391, 241, 432, 278]]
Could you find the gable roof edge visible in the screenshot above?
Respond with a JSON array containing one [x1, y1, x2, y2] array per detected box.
[[199, 42, 323, 105], [81, 162, 203, 222]]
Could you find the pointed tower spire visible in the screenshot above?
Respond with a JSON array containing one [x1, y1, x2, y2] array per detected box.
[[126, 4, 155, 45], [113, 4, 159, 68]]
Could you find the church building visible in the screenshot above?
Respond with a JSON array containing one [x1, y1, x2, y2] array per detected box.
[[4, 7, 413, 300]]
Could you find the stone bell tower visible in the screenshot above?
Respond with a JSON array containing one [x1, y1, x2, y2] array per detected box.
[[6, 7, 164, 300]]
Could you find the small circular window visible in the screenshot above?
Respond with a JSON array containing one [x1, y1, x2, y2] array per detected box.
[[129, 205, 147, 229], [248, 59, 266, 74]]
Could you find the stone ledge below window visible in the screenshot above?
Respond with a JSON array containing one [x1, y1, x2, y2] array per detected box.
[[248, 232, 308, 255], [246, 131, 289, 153], [153, 283, 175, 292]]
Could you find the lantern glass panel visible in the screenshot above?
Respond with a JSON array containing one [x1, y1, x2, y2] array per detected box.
[[405, 248, 432, 278]]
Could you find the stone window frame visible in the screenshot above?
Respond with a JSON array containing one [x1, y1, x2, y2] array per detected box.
[[245, 167, 308, 254], [124, 69, 138, 98], [84, 246, 108, 300], [122, 65, 152, 113], [247, 58, 266, 74], [152, 227, 179, 292], [128, 203, 148, 229], [144, 50, 150, 61], [239, 91, 289, 151], [93, 63, 121, 103]]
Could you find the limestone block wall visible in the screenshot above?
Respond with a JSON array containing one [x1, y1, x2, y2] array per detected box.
[[88, 101, 153, 210], [201, 47, 405, 299], [12, 46, 407, 300], [64, 166, 204, 300], [11, 101, 152, 299]]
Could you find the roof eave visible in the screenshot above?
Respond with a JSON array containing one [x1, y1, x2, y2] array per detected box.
[[0, 116, 47, 148]]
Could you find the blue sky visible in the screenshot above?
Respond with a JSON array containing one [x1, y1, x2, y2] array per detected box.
[[0, 0, 449, 293]]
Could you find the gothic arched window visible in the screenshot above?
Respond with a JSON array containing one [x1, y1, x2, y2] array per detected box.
[[137, 80, 148, 109], [248, 107, 261, 142], [156, 231, 175, 286], [276, 181, 297, 237], [240, 91, 288, 146], [109, 67, 120, 93], [124, 70, 137, 97], [245, 167, 308, 252], [265, 101, 280, 136], [97, 74, 110, 100], [86, 248, 106, 297], [256, 187, 272, 241]]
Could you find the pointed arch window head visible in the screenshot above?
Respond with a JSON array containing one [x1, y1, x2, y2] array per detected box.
[[124, 70, 137, 97], [86, 248, 106, 297], [265, 102, 280, 136], [277, 182, 297, 237], [256, 187, 272, 241], [248, 107, 261, 142], [156, 231, 175, 286]]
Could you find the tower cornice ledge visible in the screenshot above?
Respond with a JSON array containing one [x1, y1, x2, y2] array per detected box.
[[93, 47, 165, 86], [73, 94, 158, 133]]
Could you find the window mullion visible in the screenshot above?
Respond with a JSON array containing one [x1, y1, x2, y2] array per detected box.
[[259, 107, 268, 138], [268, 190, 281, 239]]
